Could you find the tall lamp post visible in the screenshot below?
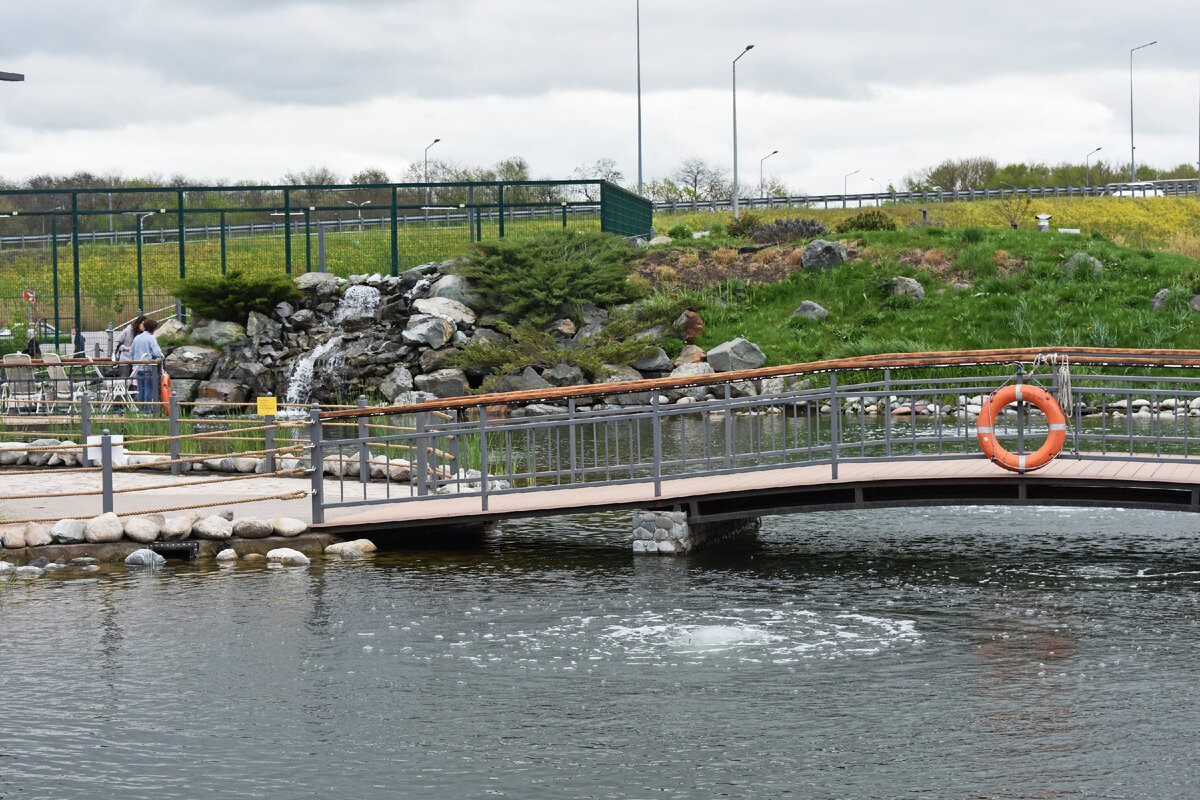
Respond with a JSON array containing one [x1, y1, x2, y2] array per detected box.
[[868, 177, 883, 205], [346, 200, 371, 231], [843, 169, 860, 208], [1085, 146, 1102, 189], [731, 44, 754, 220], [0, 71, 23, 82], [424, 138, 440, 205], [759, 150, 778, 199], [1130, 41, 1156, 184]]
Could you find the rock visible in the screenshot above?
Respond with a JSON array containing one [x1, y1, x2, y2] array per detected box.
[[22, 523, 52, 547], [232, 518, 273, 539], [545, 318, 577, 338], [333, 285, 383, 330], [27, 438, 62, 467], [1152, 288, 1171, 310], [167, 379, 201, 403], [414, 368, 470, 398], [325, 539, 378, 556], [802, 239, 848, 271], [50, 519, 86, 544], [192, 515, 234, 540], [413, 297, 476, 327], [272, 517, 308, 537], [673, 310, 705, 343], [379, 366, 415, 402], [266, 547, 310, 566], [402, 314, 456, 349], [576, 302, 609, 326], [84, 512, 124, 543], [156, 318, 186, 340], [603, 366, 651, 406], [2, 526, 27, 549], [246, 311, 283, 341], [193, 380, 249, 416], [274, 300, 296, 319], [429, 273, 480, 308], [492, 367, 553, 394], [294, 272, 345, 295], [543, 363, 586, 387], [1065, 252, 1102, 275], [0, 560, 13, 574], [707, 338, 766, 372], [124, 548, 166, 567], [633, 347, 673, 373], [123, 516, 161, 543], [188, 319, 247, 348], [215, 548, 238, 562], [163, 345, 221, 380], [791, 300, 829, 320], [673, 344, 706, 366], [161, 516, 194, 541], [244, 552, 266, 562], [889, 276, 926, 300], [14, 566, 44, 579], [666, 362, 716, 401], [1191, 295, 1200, 313], [0, 443, 26, 465]]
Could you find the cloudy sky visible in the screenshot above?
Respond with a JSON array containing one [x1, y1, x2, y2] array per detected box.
[[1, 0, 1198, 194]]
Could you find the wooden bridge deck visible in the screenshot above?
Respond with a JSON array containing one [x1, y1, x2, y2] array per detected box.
[[316, 454, 1200, 536]]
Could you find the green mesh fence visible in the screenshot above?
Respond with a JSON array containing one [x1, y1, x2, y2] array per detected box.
[[0, 180, 650, 332]]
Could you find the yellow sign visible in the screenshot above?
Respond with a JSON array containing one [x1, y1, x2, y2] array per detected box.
[[256, 395, 278, 416]]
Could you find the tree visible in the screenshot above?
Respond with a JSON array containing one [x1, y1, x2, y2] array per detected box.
[[671, 157, 728, 200], [570, 158, 625, 200], [350, 167, 389, 185], [284, 166, 339, 206]]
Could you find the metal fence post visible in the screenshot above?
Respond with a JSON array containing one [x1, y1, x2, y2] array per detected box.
[[309, 402, 324, 525], [390, 186, 399, 277], [220, 210, 227, 275], [652, 390, 662, 497], [100, 428, 114, 514], [478, 406, 489, 511], [51, 216, 60, 347], [415, 410, 429, 496], [80, 392, 92, 468], [357, 394, 369, 486], [830, 371, 839, 480], [263, 395, 276, 474], [568, 397, 577, 484], [724, 383, 734, 469], [169, 391, 181, 476], [284, 188, 293, 276], [498, 184, 505, 238]]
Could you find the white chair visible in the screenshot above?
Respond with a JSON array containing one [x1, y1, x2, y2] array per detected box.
[[37, 352, 76, 413], [73, 357, 136, 413], [1, 353, 42, 414]]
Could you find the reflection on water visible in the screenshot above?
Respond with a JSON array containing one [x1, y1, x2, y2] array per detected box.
[[2, 505, 1198, 799]]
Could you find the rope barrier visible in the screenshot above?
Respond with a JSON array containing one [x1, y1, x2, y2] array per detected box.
[[0, 489, 312, 525], [1, 468, 308, 500]]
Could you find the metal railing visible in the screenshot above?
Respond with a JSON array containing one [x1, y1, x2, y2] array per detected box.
[[306, 350, 1200, 523]]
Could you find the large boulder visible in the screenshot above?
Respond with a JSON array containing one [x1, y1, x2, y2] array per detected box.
[[666, 362, 716, 401], [603, 366, 650, 406], [706, 338, 766, 372], [232, 518, 273, 539], [791, 300, 829, 320], [84, 512, 124, 543], [332, 284, 383, 330], [266, 547, 310, 566], [125, 549, 166, 567], [492, 367, 553, 394], [802, 239, 848, 271], [673, 310, 705, 343], [634, 347, 673, 373], [188, 319, 247, 348], [272, 517, 308, 538], [414, 368, 470, 398], [429, 273, 480, 308], [379, 366, 415, 403], [543, 363, 586, 387], [402, 314, 455, 349], [889, 276, 926, 300], [164, 345, 221, 380], [160, 516, 194, 541], [193, 380, 249, 416], [1152, 288, 1171, 311], [193, 515, 234, 540], [294, 272, 345, 299], [413, 297, 476, 327], [51, 519, 85, 544], [123, 516, 161, 544], [22, 523, 52, 547], [1065, 252, 1103, 275], [673, 344, 706, 367], [246, 311, 283, 341]]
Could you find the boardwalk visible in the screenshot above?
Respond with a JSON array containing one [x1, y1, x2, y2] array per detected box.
[[314, 454, 1200, 536]]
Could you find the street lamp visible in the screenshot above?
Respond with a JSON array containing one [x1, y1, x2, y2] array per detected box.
[[346, 199, 371, 232], [1130, 41, 1156, 184], [731, 44, 754, 220], [424, 138, 441, 210], [0, 71, 23, 82], [759, 150, 778, 199], [1085, 146, 1102, 189], [843, 169, 860, 208], [868, 177, 883, 205]]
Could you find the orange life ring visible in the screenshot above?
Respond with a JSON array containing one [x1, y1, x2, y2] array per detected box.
[[160, 373, 172, 412], [976, 383, 1066, 473]]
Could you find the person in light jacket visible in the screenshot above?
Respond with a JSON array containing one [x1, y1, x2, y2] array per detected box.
[[129, 317, 163, 408], [115, 314, 147, 378]]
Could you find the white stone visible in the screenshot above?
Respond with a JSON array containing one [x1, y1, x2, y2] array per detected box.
[[215, 548, 239, 562], [266, 547, 310, 566], [124, 548, 166, 566], [272, 517, 308, 537], [656, 540, 676, 554], [2, 526, 27, 549], [325, 539, 377, 556], [14, 565, 44, 579], [233, 458, 259, 473], [22, 523, 52, 547], [0, 561, 13, 574], [123, 516, 161, 544], [84, 512, 124, 543], [161, 516, 194, 541], [192, 515, 234, 540], [49, 519, 85, 544]]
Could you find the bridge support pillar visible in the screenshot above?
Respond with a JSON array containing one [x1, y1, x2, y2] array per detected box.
[[631, 509, 760, 555]]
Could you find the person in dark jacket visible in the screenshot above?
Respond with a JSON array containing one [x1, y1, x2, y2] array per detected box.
[[23, 329, 41, 359]]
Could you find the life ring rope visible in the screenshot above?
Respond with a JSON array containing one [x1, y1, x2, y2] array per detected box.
[[976, 382, 1066, 473]]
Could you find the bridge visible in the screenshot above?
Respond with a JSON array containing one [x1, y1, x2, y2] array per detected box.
[[310, 348, 1200, 552]]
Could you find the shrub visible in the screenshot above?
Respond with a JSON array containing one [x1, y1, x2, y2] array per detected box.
[[667, 223, 693, 240], [749, 217, 827, 244], [660, 336, 685, 359], [834, 209, 898, 234], [727, 212, 762, 238], [962, 227, 985, 243], [708, 221, 727, 236], [457, 230, 641, 328], [174, 269, 302, 323]]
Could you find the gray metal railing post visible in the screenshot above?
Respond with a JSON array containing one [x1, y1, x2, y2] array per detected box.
[[100, 429, 114, 514], [724, 383, 734, 469], [478, 406, 489, 511], [568, 398, 577, 484], [651, 391, 662, 497], [447, 411, 460, 476], [105, 322, 114, 358], [309, 402, 324, 525], [357, 395, 369, 486], [883, 368, 893, 458], [169, 391, 181, 476], [415, 410, 429, 496], [830, 372, 839, 480], [264, 395, 276, 474], [1016, 369, 1025, 455], [79, 392, 92, 467]]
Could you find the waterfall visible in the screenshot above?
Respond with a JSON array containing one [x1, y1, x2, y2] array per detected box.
[[333, 284, 382, 324], [284, 335, 344, 408]]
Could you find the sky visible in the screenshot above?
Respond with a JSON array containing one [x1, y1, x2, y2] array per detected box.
[[1, 0, 1199, 195]]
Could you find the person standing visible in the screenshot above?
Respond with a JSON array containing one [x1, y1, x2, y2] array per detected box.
[[70, 328, 87, 359], [129, 317, 164, 409], [115, 314, 147, 378]]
